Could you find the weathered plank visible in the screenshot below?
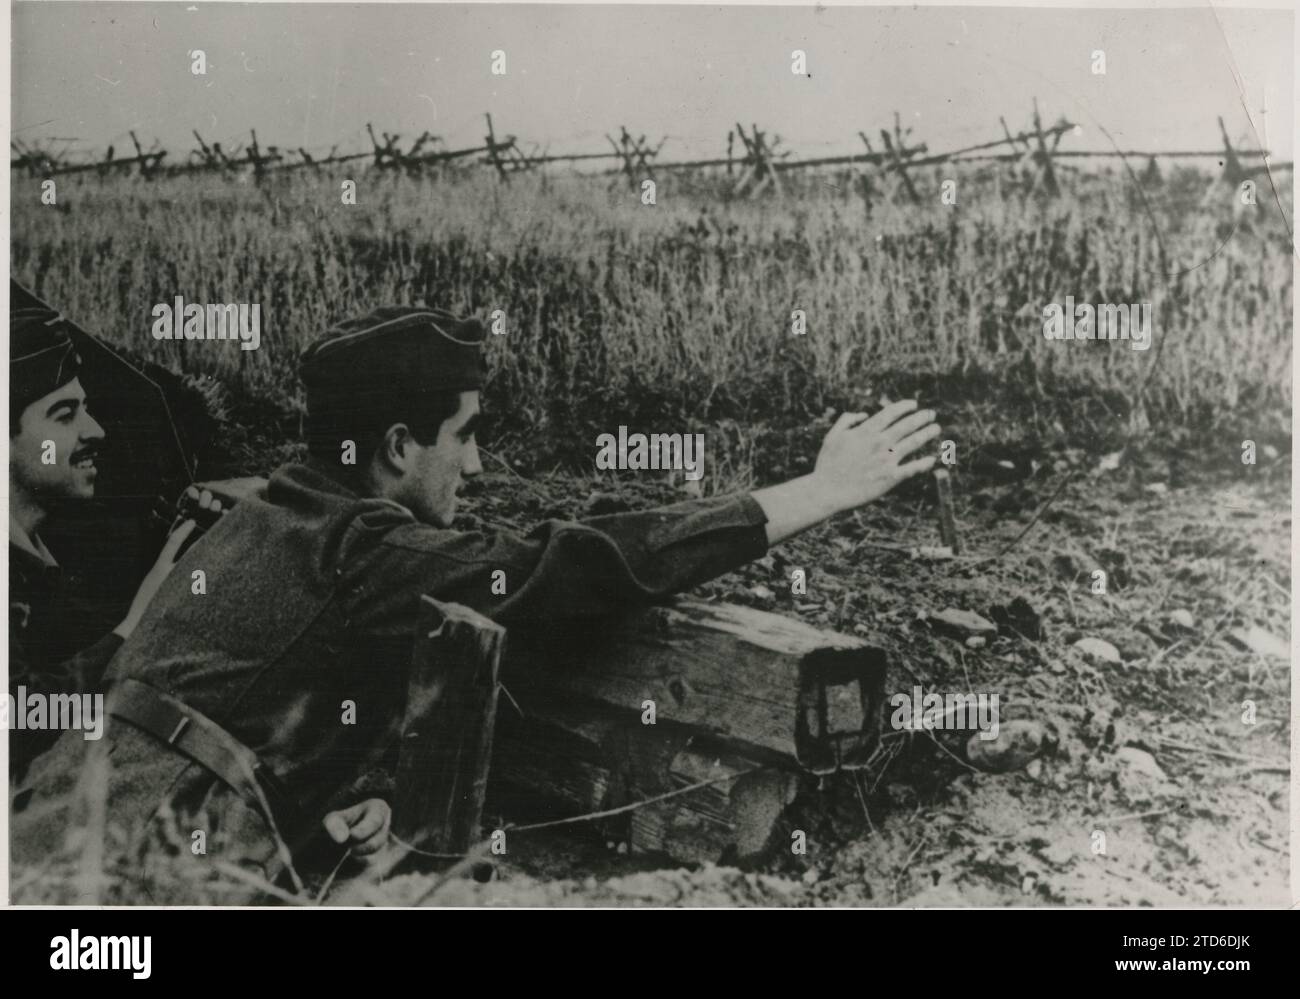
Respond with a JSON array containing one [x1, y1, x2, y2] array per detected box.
[[505, 599, 883, 762], [393, 598, 504, 853], [491, 599, 887, 862]]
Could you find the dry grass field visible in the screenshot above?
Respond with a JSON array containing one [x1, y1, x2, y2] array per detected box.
[[13, 163, 1292, 474]]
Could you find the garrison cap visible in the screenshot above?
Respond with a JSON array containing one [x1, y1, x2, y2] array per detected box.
[[299, 305, 486, 444], [10, 308, 83, 416]]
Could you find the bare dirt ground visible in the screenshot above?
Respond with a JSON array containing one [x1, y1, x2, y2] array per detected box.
[[344, 440, 1291, 907]]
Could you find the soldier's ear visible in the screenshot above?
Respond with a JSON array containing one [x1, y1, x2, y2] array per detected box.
[[379, 423, 415, 472]]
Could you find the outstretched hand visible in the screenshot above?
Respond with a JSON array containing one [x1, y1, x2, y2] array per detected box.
[[810, 400, 941, 513], [753, 400, 942, 547]]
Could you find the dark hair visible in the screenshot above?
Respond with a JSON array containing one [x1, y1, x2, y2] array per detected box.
[[304, 392, 462, 477], [9, 378, 72, 438]]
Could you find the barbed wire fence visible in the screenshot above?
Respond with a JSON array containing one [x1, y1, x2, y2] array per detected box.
[[11, 103, 1288, 200]]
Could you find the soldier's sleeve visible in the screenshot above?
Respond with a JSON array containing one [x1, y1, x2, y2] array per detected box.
[[369, 492, 770, 625], [61, 631, 126, 691]]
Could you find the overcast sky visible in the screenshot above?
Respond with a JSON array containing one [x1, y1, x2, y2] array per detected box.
[[11, 2, 1295, 164]]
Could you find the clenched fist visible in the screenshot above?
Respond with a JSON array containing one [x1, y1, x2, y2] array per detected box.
[[322, 798, 392, 858]]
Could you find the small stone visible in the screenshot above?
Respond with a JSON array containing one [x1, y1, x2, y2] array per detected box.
[[1144, 482, 1169, 496], [988, 597, 1045, 642], [1051, 553, 1081, 581], [584, 492, 631, 516], [966, 720, 1045, 772], [965, 636, 986, 649], [1115, 746, 1167, 783], [1229, 626, 1288, 660], [1168, 609, 1195, 630], [916, 545, 954, 560], [1112, 630, 1157, 660], [931, 608, 998, 637], [1026, 758, 1043, 778], [1073, 637, 1122, 665], [749, 584, 776, 602], [801, 868, 820, 886]]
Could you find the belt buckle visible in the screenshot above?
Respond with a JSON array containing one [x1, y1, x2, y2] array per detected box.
[[167, 716, 191, 744]]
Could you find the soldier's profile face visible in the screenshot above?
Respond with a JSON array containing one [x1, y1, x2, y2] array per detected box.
[[9, 377, 106, 504], [400, 391, 483, 528]]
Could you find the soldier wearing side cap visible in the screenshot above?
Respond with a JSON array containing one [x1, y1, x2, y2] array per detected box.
[[12, 305, 941, 898], [7, 308, 200, 782]]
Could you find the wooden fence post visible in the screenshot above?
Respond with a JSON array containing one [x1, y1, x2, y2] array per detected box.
[[1218, 116, 1246, 186], [1030, 99, 1060, 196], [880, 125, 920, 203], [129, 131, 161, 180], [732, 123, 784, 199], [484, 113, 511, 182], [731, 122, 757, 195], [192, 130, 215, 170], [366, 123, 401, 170], [606, 128, 635, 189]]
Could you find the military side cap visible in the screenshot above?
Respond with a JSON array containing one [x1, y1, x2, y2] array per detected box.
[[11, 308, 82, 415], [300, 305, 487, 402]]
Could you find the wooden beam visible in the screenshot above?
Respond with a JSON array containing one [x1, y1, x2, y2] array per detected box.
[[491, 599, 888, 862], [392, 598, 505, 853]]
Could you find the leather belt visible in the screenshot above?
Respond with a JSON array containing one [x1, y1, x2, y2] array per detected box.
[[109, 677, 306, 888]]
